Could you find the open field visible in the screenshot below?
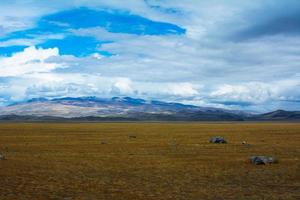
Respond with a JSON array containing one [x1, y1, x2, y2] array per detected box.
[[0, 122, 299, 200]]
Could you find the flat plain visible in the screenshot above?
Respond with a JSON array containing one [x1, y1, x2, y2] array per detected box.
[[0, 122, 299, 199]]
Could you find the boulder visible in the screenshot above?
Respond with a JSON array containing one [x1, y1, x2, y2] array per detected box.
[[0, 154, 5, 160], [209, 136, 227, 144], [250, 156, 278, 165]]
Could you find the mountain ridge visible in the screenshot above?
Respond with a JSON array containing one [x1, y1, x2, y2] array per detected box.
[[0, 97, 299, 121]]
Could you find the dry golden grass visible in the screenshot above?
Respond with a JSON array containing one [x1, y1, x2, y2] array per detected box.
[[0, 122, 299, 199]]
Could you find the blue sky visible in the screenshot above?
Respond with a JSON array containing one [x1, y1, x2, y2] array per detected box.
[[0, 0, 299, 112]]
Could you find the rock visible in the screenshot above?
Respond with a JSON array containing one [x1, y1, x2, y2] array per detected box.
[[250, 156, 278, 165], [0, 154, 5, 160], [209, 136, 227, 144], [129, 135, 137, 139]]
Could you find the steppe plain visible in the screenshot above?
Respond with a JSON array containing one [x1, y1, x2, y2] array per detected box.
[[0, 122, 299, 199]]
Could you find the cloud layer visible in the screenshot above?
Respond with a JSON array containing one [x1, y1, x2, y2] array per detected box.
[[0, 0, 299, 112]]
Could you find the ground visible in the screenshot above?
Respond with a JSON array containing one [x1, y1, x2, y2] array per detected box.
[[0, 122, 299, 200]]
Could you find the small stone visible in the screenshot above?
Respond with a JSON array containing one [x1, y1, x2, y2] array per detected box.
[[0, 154, 5, 160], [209, 136, 227, 144]]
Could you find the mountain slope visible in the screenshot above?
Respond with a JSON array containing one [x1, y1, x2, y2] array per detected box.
[[0, 97, 245, 121], [253, 110, 300, 121], [0, 97, 298, 121]]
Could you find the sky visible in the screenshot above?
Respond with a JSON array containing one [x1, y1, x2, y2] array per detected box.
[[0, 0, 299, 112]]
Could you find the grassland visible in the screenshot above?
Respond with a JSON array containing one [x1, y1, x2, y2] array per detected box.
[[0, 122, 299, 200]]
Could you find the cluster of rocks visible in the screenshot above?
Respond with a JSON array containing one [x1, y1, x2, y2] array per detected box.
[[209, 136, 278, 165]]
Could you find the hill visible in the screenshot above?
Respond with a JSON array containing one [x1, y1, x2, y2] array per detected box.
[[0, 97, 298, 121]]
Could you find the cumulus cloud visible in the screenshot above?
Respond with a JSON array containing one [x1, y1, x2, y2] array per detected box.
[[210, 83, 275, 104], [0, 46, 63, 77], [111, 78, 134, 95], [164, 83, 199, 97], [209, 80, 300, 111], [0, 73, 203, 104]]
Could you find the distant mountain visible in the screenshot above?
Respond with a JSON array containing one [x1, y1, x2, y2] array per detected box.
[[252, 110, 300, 121], [0, 97, 298, 121]]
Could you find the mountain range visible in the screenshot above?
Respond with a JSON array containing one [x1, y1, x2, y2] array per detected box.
[[0, 97, 299, 121]]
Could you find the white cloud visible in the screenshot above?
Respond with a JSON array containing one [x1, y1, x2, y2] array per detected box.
[[211, 83, 274, 104], [111, 78, 134, 94], [165, 83, 199, 97], [0, 33, 65, 48], [0, 46, 64, 77], [71, 27, 134, 41], [210, 80, 300, 106]]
